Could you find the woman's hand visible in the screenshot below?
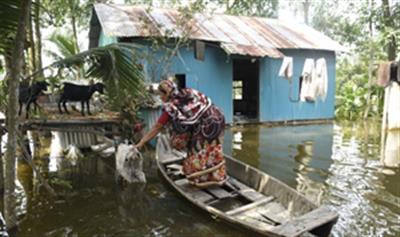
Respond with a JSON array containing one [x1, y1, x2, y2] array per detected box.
[[134, 141, 144, 150]]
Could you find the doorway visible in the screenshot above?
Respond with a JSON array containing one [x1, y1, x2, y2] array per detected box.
[[233, 59, 260, 122]]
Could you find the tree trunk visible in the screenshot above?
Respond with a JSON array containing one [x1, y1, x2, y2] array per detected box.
[[69, 0, 83, 79], [34, 0, 43, 78], [364, 0, 374, 119], [28, 10, 36, 75], [70, 1, 79, 53], [303, 0, 310, 25], [382, 0, 396, 60], [4, 0, 32, 230]]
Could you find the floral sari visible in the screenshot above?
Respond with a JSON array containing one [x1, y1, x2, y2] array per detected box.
[[159, 81, 226, 187]]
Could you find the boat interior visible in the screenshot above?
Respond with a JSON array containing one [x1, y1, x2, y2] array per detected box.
[[157, 136, 338, 237]]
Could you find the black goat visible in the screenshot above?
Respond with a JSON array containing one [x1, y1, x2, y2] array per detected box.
[[58, 82, 105, 116], [18, 81, 49, 118]]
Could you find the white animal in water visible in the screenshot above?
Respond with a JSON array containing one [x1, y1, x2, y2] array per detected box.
[[115, 144, 146, 183]]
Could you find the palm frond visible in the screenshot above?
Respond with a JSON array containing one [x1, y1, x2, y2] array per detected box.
[[48, 33, 79, 58], [0, 1, 21, 54], [27, 43, 147, 109]]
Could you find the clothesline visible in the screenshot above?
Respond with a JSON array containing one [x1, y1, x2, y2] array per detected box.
[[278, 57, 328, 103]]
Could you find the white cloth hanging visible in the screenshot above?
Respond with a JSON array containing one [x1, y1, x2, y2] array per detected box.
[[279, 57, 293, 79], [300, 58, 315, 102], [315, 58, 328, 101], [384, 82, 400, 130]]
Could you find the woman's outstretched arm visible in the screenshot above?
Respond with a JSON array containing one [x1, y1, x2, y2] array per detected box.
[[135, 123, 163, 150]]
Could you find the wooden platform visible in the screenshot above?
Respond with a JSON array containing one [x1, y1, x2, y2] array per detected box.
[[17, 112, 122, 134]]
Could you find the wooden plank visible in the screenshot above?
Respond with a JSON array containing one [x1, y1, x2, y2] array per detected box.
[[167, 164, 183, 176], [238, 209, 277, 226], [206, 186, 232, 200], [235, 213, 275, 231], [226, 196, 274, 216], [171, 149, 186, 158], [175, 179, 214, 203], [228, 177, 265, 202], [272, 206, 338, 237], [167, 164, 182, 170], [257, 201, 289, 224], [161, 155, 184, 165], [239, 189, 265, 202], [228, 177, 249, 190]]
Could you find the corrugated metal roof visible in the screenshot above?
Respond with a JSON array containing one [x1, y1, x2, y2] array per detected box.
[[93, 4, 347, 58]]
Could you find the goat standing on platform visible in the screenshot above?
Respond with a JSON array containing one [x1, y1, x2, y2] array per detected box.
[[58, 82, 105, 116], [19, 81, 49, 119]]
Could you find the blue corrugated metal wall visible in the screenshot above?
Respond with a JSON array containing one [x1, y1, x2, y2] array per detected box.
[[99, 33, 233, 123], [170, 47, 233, 123], [260, 49, 336, 122], [99, 30, 117, 45], [98, 31, 336, 124]]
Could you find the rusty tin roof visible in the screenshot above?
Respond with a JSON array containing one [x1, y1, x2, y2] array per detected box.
[[92, 4, 347, 58]]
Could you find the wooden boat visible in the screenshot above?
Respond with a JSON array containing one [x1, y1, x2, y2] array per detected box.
[[156, 135, 338, 237]]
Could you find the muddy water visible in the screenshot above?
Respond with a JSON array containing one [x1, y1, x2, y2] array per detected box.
[[9, 121, 400, 237]]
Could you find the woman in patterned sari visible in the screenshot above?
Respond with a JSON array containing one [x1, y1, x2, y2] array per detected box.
[[135, 79, 227, 187]]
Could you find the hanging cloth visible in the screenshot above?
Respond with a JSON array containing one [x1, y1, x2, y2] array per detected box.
[[279, 57, 293, 79], [300, 58, 315, 102], [315, 58, 328, 101], [386, 82, 400, 130], [377, 62, 391, 87]]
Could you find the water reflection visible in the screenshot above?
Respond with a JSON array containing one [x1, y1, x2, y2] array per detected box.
[[227, 122, 399, 237], [13, 133, 247, 237], [9, 122, 400, 237], [293, 141, 325, 205]]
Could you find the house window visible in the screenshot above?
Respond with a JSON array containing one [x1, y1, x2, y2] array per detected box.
[[233, 80, 243, 100]]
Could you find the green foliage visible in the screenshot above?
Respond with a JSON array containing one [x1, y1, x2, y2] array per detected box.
[[335, 58, 384, 120], [47, 33, 79, 59], [217, 0, 279, 17], [41, 0, 110, 28], [28, 43, 147, 111], [0, 0, 21, 54], [46, 32, 84, 81], [310, 0, 399, 120]]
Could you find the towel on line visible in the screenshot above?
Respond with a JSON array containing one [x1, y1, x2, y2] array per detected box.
[[279, 57, 293, 79], [377, 62, 391, 87]]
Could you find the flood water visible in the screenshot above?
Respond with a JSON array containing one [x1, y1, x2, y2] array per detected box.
[[7, 121, 400, 237]]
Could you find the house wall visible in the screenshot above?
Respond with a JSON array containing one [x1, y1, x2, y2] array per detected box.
[[98, 31, 337, 124], [259, 49, 336, 122], [99, 30, 117, 45], [169, 46, 233, 124], [98, 33, 234, 123]]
